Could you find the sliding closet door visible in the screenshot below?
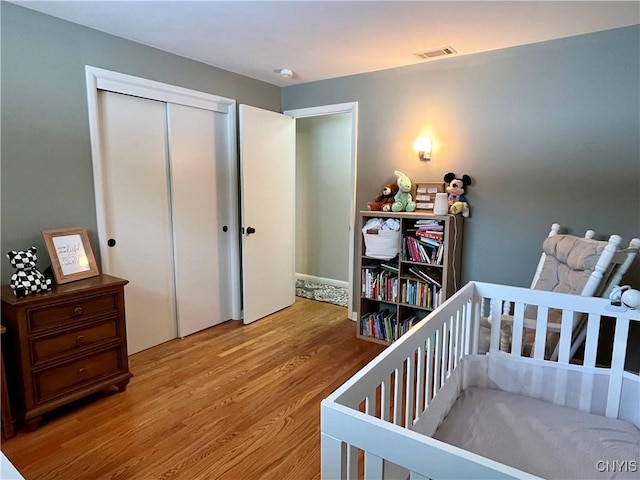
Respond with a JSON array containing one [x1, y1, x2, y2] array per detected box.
[[167, 104, 232, 336], [97, 91, 177, 354]]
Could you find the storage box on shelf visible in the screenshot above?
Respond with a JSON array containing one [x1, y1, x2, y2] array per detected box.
[[358, 211, 463, 345]]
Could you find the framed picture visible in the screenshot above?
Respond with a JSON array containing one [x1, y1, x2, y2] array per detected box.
[[414, 182, 446, 211], [42, 227, 99, 284]]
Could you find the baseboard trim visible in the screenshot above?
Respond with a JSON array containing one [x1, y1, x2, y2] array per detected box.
[[295, 273, 348, 289]]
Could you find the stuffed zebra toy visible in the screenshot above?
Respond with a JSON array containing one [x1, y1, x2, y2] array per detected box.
[[6, 246, 52, 297]]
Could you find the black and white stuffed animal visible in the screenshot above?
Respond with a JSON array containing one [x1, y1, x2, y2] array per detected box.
[[6, 246, 52, 297]]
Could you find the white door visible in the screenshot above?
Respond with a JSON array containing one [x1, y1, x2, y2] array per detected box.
[[167, 103, 233, 336], [239, 105, 295, 324], [97, 91, 177, 354]]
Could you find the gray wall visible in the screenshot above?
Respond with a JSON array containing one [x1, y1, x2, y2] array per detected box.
[[2, 2, 639, 294], [283, 26, 640, 291], [1, 3, 281, 282], [295, 114, 352, 283]]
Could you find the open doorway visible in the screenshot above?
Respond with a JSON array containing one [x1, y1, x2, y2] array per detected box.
[[284, 103, 358, 319]]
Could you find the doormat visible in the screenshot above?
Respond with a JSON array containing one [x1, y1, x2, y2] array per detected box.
[[295, 279, 348, 307]]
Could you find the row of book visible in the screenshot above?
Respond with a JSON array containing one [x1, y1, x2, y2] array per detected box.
[[361, 267, 398, 302], [400, 279, 443, 309], [362, 264, 441, 285], [359, 310, 422, 343], [404, 219, 446, 264], [402, 235, 445, 265]]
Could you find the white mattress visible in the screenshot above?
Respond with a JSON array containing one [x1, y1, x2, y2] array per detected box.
[[433, 387, 640, 479]]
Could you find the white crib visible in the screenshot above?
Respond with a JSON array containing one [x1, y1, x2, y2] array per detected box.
[[321, 282, 640, 479]]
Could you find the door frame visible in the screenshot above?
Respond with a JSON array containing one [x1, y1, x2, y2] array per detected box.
[[85, 66, 242, 321], [283, 102, 358, 319]]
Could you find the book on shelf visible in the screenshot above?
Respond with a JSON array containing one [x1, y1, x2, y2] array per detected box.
[[361, 266, 398, 302], [380, 262, 399, 274], [416, 231, 443, 241], [418, 236, 441, 247], [408, 266, 442, 288], [360, 309, 398, 342], [401, 279, 441, 309]]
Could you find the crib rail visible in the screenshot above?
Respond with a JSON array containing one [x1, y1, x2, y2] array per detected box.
[[321, 281, 640, 480]]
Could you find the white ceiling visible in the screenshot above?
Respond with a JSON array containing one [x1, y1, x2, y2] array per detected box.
[[12, 1, 640, 87]]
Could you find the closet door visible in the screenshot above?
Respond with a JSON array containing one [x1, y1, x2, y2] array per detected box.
[[167, 103, 232, 336], [97, 91, 177, 354]]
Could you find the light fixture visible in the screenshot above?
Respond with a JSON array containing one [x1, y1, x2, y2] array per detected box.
[[413, 136, 432, 161]]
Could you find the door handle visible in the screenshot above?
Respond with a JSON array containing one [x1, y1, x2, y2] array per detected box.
[[246, 227, 256, 235]]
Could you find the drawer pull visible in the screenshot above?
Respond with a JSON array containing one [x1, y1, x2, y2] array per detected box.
[[74, 307, 83, 316], [78, 368, 88, 376], [76, 335, 85, 346]]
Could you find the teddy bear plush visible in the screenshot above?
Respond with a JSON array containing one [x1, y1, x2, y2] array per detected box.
[[443, 172, 472, 217], [6, 246, 53, 297], [367, 182, 399, 211], [391, 170, 417, 212]]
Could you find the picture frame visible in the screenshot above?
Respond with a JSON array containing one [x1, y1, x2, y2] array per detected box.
[[414, 182, 446, 211], [42, 227, 99, 284]]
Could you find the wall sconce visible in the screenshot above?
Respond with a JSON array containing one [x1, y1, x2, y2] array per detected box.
[[413, 136, 432, 161]]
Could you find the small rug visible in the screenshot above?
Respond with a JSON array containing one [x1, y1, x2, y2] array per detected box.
[[295, 279, 348, 307]]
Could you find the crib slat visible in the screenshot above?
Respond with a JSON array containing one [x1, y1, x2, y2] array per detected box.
[[321, 433, 346, 480], [453, 310, 461, 369], [489, 298, 502, 352], [511, 302, 525, 355], [393, 368, 401, 425], [583, 313, 601, 368], [416, 344, 424, 419], [606, 317, 630, 419], [405, 356, 414, 427], [433, 330, 441, 396], [346, 445, 358, 480], [425, 337, 433, 406], [533, 306, 549, 360], [557, 309, 574, 364], [447, 315, 455, 376], [467, 298, 479, 355], [364, 452, 383, 480], [381, 379, 389, 422], [440, 323, 448, 388]]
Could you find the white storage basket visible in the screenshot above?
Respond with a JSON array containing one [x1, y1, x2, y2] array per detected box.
[[363, 230, 401, 260]]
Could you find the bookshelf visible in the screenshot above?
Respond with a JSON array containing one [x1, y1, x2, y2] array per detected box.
[[357, 211, 463, 345]]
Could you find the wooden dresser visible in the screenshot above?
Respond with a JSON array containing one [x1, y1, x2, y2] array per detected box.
[[1, 274, 132, 430]]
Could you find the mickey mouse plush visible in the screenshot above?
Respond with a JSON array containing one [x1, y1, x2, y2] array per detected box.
[[443, 172, 472, 217]]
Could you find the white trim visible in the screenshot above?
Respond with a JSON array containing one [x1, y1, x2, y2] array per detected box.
[[87, 66, 232, 113], [284, 102, 359, 321], [84, 65, 242, 321], [296, 273, 349, 289]]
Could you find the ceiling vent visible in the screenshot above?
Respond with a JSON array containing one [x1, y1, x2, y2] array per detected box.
[[413, 47, 457, 60]]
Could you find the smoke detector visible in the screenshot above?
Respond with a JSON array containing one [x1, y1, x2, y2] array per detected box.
[[278, 68, 294, 78], [413, 47, 457, 60]]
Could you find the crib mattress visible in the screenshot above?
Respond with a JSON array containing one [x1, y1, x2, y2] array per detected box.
[[432, 387, 640, 479]]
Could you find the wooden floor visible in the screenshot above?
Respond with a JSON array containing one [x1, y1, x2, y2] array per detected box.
[[1, 298, 385, 480]]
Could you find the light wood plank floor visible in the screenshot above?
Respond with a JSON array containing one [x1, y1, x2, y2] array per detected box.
[[1, 298, 385, 479]]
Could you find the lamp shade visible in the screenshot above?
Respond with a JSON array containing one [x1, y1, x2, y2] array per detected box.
[[413, 136, 432, 153], [433, 193, 449, 215]]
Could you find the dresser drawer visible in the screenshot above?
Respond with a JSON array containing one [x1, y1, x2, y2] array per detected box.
[[33, 347, 125, 403], [30, 318, 119, 365], [27, 291, 120, 332]]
